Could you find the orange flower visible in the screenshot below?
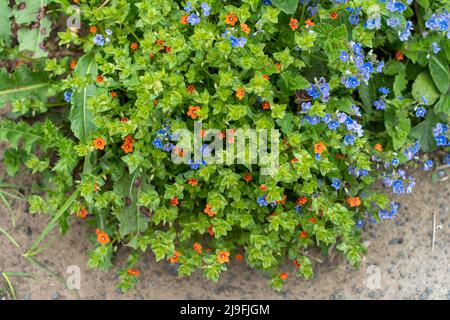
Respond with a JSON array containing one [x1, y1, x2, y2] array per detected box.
[[235, 253, 243, 261], [300, 230, 308, 239], [262, 74, 270, 81], [188, 178, 198, 186], [127, 269, 140, 277], [89, 26, 97, 33], [243, 173, 252, 182], [204, 203, 216, 217], [309, 217, 317, 224], [305, 19, 315, 27], [395, 51, 404, 61], [374, 143, 383, 152], [96, 230, 110, 245], [193, 242, 203, 254], [259, 184, 267, 192], [293, 259, 301, 268], [200, 129, 206, 137], [225, 13, 238, 26], [96, 75, 104, 84], [347, 196, 361, 208], [110, 91, 117, 98], [187, 105, 200, 119], [169, 251, 181, 264], [120, 117, 129, 123], [186, 85, 196, 93], [296, 196, 307, 205], [330, 12, 338, 20], [289, 18, 299, 31], [280, 272, 288, 280], [262, 101, 270, 110], [236, 87, 245, 100], [124, 135, 135, 144], [170, 197, 179, 206], [181, 15, 188, 25], [156, 39, 165, 46], [291, 157, 299, 163], [130, 42, 139, 50], [207, 225, 214, 236], [149, 53, 155, 59], [93, 137, 106, 150], [121, 142, 133, 153], [314, 142, 326, 154], [276, 63, 281, 73], [165, 46, 172, 53], [217, 131, 226, 140], [217, 251, 230, 264], [77, 206, 88, 219], [69, 59, 77, 70], [153, 99, 159, 106], [240, 23, 250, 34]]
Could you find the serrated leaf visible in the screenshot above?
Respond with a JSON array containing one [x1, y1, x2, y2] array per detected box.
[[0, 66, 49, 107]]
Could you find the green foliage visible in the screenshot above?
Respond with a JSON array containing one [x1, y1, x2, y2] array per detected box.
[[0, 0, 448, 293]]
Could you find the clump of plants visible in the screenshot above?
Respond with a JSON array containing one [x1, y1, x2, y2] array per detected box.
[[0, 0, 449, 291]]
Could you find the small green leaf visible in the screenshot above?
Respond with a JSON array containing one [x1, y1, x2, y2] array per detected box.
[[271, 0, 298, 14]]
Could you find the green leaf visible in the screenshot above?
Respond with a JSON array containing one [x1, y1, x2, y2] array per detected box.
[[70, 54, 97, 143], [13, 0, 50, 25], [412, 72, 440, 106], [434, 94, 450, 115], [271, 0, 298, 14], [393, 71, 407, 97], [0, 2, 12, 46], [0, 66, 49, 107], [411, 111, 439, 152], [17, 17, 52, 58], [429, 55, 450, 94]]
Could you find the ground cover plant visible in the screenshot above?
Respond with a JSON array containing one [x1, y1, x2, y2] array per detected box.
[[0, 0, 449, 291]]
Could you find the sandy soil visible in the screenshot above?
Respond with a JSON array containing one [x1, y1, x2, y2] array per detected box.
[[1, 164, 449, 300]]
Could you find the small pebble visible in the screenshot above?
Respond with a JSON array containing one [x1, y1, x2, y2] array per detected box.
[[51, 292, 60, 300]]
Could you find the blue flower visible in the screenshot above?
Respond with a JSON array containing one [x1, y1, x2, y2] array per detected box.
[[64, 91, 72, 103], [378, 87, 390, 95], [342, 76, 360, 89], [93, 34, 105, 46], [373, 99, 385, 110], [435, 135, 448, 146], [423, 160, 433, 171], [152, 137, 163, 149], [237, 37, 247, 48], [187, 13, 201, 25], [387, 17, 399, 27], [262, 0, 272, 5], [321, 114, 331, 124], [331, 178, 341, 190], [355, 220, 365, 229], [339, 50, 349, 62], [229, 36, 238, 48], [184, 1, 193, 13], [415, 107, 426, 118], [392, 179, 405, 194], [315, 153, 321, 161], [432, 42, 441, 54], [344, 134, 355, 145], [328, 120, 340, 130], [201, 2, 211, 16], [105, 29, 113, 36], [392, 158, 399, 166], [295, 205, 303, 213], [257, 195, 268, 206]]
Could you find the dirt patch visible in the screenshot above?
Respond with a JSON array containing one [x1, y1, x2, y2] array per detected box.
[[1, 166, 449, 300]]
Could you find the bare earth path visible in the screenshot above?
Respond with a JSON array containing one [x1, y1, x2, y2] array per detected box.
[[1, 169, 449, 300]]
